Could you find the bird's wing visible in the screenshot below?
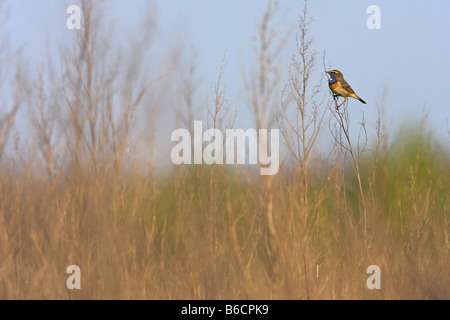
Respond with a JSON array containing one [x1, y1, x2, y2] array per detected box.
[[340, 79, 356, 95]]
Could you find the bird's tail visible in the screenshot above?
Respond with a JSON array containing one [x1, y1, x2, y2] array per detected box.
[[352, 93, 367, 104]]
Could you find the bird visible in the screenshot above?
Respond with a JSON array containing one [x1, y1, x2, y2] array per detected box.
[[326, 70, 366, 108]]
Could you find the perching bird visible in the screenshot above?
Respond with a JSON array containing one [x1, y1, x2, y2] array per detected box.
[[326, 70, 366, 107]]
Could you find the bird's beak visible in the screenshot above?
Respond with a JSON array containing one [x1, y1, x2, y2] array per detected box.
[[325, 71, 330, 74]]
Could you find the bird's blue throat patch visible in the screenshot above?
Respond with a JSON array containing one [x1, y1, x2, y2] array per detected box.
[[328, 74, 337, 85]]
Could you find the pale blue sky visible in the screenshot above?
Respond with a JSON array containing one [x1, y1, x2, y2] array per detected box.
[[3, 0, 450, 155]]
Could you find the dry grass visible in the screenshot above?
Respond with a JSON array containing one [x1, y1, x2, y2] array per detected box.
[[0, 0, 448, 300], [0, 137, 448, 299]]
